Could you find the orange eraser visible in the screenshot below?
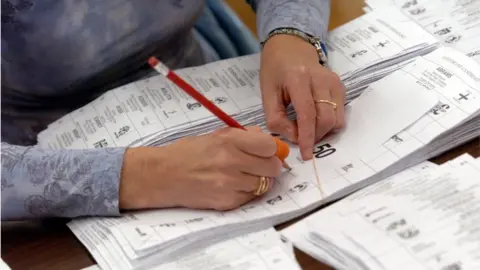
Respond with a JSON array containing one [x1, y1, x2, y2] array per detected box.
[[274, 138, 290, 161]]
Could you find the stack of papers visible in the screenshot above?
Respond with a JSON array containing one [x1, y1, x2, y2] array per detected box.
[[78, 227, 301, 270], [363, 0, 480, 62], [320, 5, 439, 100], [282, 154, 480, 270], [56, 46, 480, 270], [36, 6, 438, 149]]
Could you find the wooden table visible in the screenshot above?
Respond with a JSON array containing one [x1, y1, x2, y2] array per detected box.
[[2, 1, 480, 269]]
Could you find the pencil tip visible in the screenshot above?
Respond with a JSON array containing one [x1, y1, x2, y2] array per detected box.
[[283, 162, 293, 172]]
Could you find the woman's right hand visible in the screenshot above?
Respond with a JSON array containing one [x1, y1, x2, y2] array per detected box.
[[119, 127, 283, 211]]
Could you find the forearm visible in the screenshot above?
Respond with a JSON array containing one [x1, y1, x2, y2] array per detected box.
[[247, 0, 331, 42], [1, 142, 126, 220]]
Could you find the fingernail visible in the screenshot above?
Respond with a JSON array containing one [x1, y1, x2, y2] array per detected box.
[[268, 178, 275, 190], [303, 148, 313, 160]]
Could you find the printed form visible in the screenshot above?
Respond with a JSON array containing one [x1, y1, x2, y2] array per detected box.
[[282, 154, 480, 270], [36, 7, 439, 151], [65, 47, 480, 270], [30, 8, 479, 270], [365, 0, 480, 62], [326, 5, 438, 80], [76, 227, 300, 270], [67, 49, 480, 270], [37, 54, 264, 150]]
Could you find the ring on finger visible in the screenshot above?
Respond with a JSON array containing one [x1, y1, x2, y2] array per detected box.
[[314, 99, 337, 110], [254, 176, 270, 196]]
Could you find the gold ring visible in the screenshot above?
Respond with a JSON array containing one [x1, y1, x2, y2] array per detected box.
[[314, 100, 337, 110], [254, 176, 270, 196]]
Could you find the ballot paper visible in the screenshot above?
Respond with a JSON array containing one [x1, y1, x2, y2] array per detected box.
[[0, 259, 10, 270], [75, 227, 300, 270], [36, 7, 438, 150], [364, 0, 480, 62], [321, 5, 439, 94], [34, 10, 478, 270], [61, 46, 480, 270], [281, 154, 480, 270], [65, 63, 436, 269]]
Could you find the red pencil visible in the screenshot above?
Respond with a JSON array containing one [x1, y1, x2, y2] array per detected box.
[[148, 57, 244, 129], [147, 56, 291, 169]]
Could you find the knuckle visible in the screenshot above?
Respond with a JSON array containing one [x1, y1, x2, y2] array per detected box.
[[258, 133, 277, 153], [212, 128, 235, 144], [317, 114, 336, 129], [292, 65, 309, 76], [227, 157, 243, 170], [266, 115, 282, 129], [285, 66, 309, 82], [335, 121, 346, 130], [212, 178, 227, 191], [266, 121, 279, 133], [294, 65, 310, 76], [329, 72, 342, 83], [215, 196, 239, 211], [211, 137, 229, 152], [297, 105, 316, 122], [215, 132, 230, 145], [266, 117, 287, 135], [216, 150, 235, 169], [245, 126, 262, 132], [212, 127, 228, 136], [335, 116, 346, 129]]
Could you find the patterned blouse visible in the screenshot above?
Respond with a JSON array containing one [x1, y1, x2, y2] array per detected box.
[[1, 0, 330, 220]]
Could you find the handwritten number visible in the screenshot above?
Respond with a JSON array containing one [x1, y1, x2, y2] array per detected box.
[[409, 7, 426, 15], [431, 103, 450, 115], [350, 50, 367, 58], [135, 227, 147, 237], [467, 50, 480, 57], [267, 196, 282, 205], [185, 217, 203, 224], [114, 125, 130, 139], [445, 35, 461, 44], [93, 139, 108, 148], [289, 182, 308, 193], [386, 219, 406, 231], [397, 227, 420, 239], [401, 0, 417, 9]]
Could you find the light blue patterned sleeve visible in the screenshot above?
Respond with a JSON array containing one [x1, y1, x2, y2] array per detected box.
[[246, 0, 331, 42], [1, 142, 126, 220]]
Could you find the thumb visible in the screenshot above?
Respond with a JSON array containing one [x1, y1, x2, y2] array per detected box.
[[268, 109, 297, 143]]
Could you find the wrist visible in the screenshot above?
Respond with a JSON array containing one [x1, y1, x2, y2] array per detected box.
[[261, 28, 328, 66], [119, 147, 149, 210], [119, 147, 174, 210]]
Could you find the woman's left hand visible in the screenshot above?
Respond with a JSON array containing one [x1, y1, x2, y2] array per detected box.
[[259, 34, 346, 161]]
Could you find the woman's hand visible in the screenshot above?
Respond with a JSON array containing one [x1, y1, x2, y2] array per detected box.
[[260, 34, 346, 160], [119, 127, 282, 211]]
